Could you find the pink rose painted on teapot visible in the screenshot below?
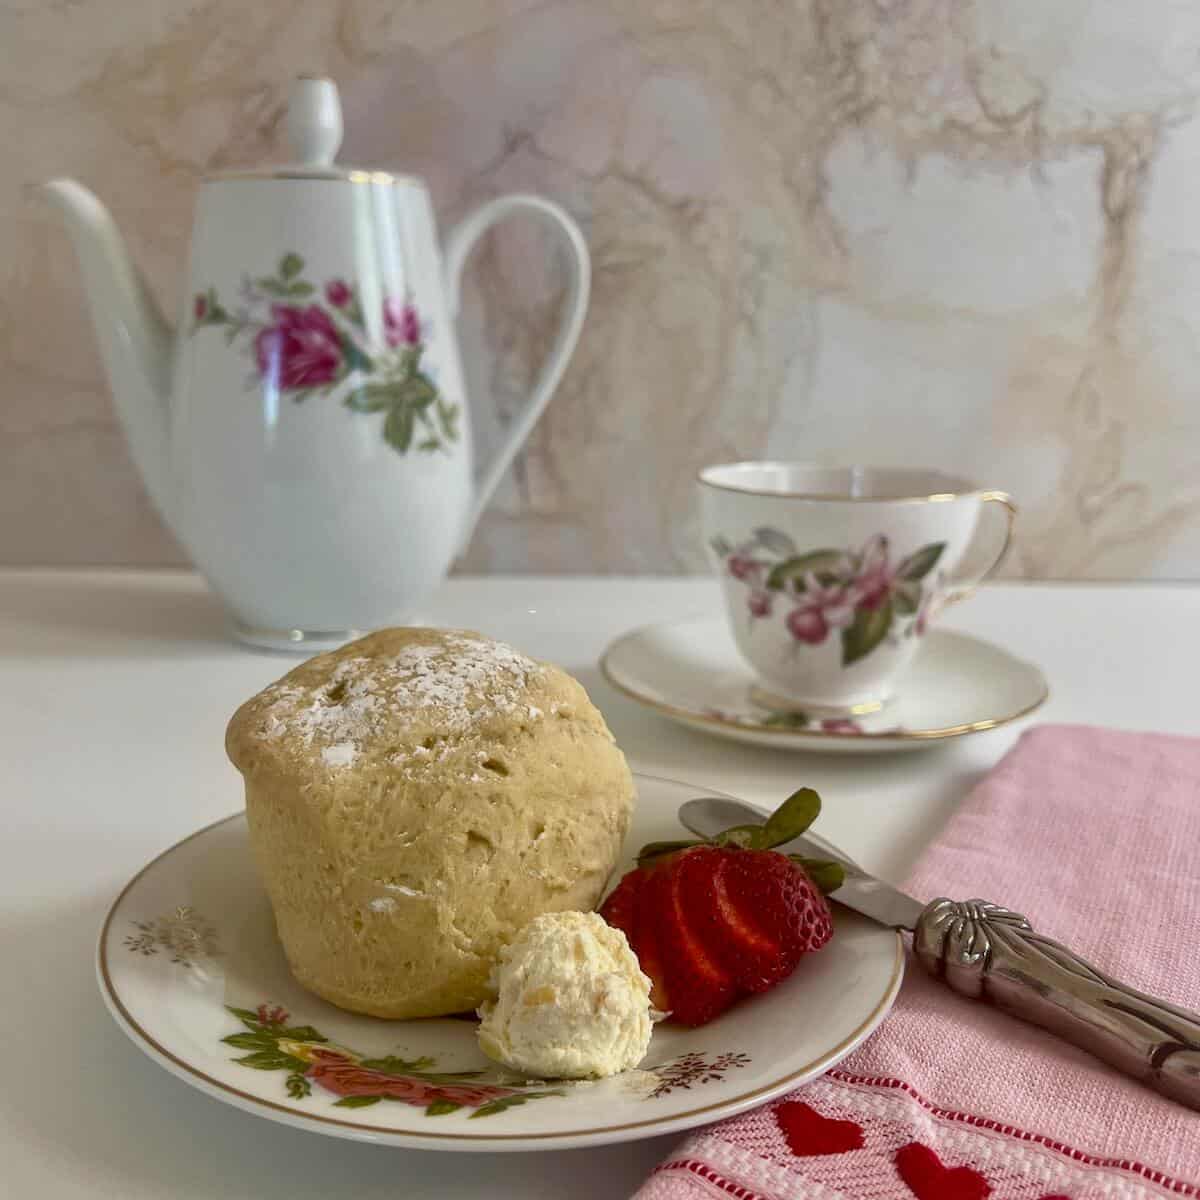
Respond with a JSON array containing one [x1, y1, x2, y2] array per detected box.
[[255, 304, 343, 389]]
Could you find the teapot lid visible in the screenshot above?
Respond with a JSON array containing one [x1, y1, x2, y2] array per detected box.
[[204, 77, 415, 186]]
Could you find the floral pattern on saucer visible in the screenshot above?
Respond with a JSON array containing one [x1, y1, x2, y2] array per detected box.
[[711, 528, 946, 665], [703, 708, 900, 736]]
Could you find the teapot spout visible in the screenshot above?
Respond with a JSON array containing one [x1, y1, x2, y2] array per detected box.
[[43, 179, 176, 528]]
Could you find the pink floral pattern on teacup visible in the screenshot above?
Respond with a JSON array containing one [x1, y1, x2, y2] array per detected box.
[[710, 528, 946, 666]]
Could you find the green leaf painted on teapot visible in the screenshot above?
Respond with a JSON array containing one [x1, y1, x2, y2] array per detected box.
[[384, 405, 415, 452], [339, 335, 375, 376], [344, 385, 396, 413]]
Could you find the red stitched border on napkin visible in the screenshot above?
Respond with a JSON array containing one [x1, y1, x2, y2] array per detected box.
[[635, 725, 1200, 1199]]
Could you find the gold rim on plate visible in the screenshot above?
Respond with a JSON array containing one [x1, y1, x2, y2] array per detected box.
[[97, 803, 904, 1145], [598, 626, 1049, 743]]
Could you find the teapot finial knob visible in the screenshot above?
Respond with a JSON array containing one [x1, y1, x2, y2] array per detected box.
[[287, 76, 343, 168]]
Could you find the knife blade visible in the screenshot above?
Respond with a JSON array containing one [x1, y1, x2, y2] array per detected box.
[[678, 796, 924, 930]]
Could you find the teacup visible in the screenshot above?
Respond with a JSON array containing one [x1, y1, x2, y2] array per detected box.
[[698, 463, 1014, 715]]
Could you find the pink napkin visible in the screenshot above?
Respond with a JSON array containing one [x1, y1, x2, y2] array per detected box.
[[636, 725, 1200, 1199]]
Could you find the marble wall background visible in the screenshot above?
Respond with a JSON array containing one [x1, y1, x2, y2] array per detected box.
[[5, 0, 1200, 577]]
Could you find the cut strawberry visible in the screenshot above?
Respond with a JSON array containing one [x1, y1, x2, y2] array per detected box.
[[709, 858, 792, 992], [597, 787, 839, 1028], [600, 864, 642, 935], [654, 850, 737, 1025], [601, 867, 671, 1012], [634, 869, 673, 1012], [671, 846, 780, 993], [720, 852, 832, 977]]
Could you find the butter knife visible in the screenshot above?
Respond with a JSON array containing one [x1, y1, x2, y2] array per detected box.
[[679, 796, 1200, 1111]]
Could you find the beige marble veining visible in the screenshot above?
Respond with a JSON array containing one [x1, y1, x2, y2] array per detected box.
[[5, 0, 1200, 576]]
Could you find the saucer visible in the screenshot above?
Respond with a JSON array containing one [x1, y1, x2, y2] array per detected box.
[[600, 619, 1047, 753], [98, 774, 901, 1152]]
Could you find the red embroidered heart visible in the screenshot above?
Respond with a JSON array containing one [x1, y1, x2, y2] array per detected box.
[[775, 1101, 864, 1156], [896, 1142, 991, 1200]]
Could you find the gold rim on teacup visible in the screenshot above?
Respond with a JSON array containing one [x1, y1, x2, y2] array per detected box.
[[697, 462, 993, 504]]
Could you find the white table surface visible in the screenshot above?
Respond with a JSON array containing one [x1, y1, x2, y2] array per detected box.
[[3, 569, 1198, 1199]]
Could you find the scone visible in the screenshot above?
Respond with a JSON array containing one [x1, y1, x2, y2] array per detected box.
[[225, 628, 635, 1019]]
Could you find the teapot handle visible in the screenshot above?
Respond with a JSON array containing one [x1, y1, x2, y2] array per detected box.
[[442, 194, 591, 544]]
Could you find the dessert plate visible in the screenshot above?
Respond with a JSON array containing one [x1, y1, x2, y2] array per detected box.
[[600, 619, 1047, 753], [98, 774, 903, 1152]]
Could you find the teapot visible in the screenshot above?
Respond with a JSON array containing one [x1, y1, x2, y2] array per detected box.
[[45, 77, 589, 650]]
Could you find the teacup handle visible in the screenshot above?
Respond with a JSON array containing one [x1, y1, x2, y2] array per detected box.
[[944, 490, 1017, 604], [442, 194, 591, 546]]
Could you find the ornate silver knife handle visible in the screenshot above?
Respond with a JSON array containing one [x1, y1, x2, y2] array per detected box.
[[914, 898, 1200, 1110]]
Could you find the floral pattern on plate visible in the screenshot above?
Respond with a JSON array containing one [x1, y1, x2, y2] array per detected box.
[[123, 906, 220, 967], [711, 528, 946, 665], [220, 1003, 561, 1117], [643, 1051, 751, 1098], [218, 1002, 751, 1117], [192, 253, 460, 455]]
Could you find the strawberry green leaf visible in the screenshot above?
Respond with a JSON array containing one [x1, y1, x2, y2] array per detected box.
[[424, 1100, 463, 1117], [286, 1072, 311, 1099], [898, 542, 946, 581], [758, 787, 821, 848], [636, 837, 702, 865], [793, 857, 845, 894], [279, 252, 304, 279], [333, 1095, 382, 1108], [710, 824, 767, 849]]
